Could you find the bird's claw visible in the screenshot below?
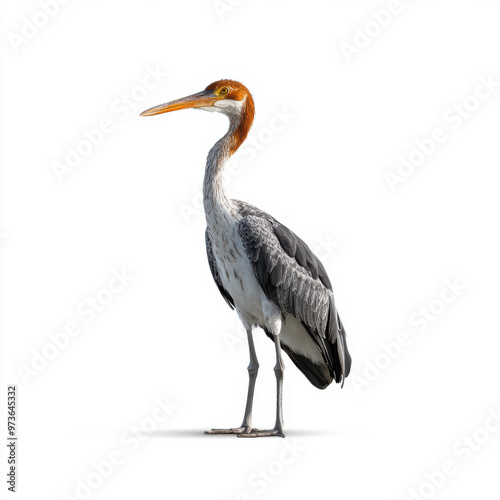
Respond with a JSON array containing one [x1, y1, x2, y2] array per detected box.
[[237, 428, 285, 438], [205, 426, 285, 437], [204, 426, 252, 435]]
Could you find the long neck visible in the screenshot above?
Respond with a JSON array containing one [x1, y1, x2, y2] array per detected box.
[[203, 115, 239, 215], [203, 100, 254, 218]]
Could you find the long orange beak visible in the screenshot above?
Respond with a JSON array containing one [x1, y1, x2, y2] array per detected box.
[[140, 90, 220, 117]]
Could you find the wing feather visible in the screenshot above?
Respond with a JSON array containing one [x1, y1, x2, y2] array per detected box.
[[236, 206, 351, 384]]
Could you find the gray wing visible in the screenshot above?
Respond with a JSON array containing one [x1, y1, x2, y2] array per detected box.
[[236, 201, 351, 384], [205, 229, 234, 310]]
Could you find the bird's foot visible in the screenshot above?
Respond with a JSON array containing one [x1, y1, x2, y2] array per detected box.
[[204, 426, 252, 435], [237, 428, 285, 438]]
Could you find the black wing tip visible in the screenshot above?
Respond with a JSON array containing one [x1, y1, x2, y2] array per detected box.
[[280, 343, 334, 389]]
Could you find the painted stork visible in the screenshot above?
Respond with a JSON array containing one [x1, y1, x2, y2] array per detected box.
[[140, 80, 351, 438]]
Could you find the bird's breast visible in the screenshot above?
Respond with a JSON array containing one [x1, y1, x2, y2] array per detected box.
[[207, 209, 264, 321]]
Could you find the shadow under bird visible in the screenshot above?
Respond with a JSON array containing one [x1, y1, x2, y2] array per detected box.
[[140, 80, 352, 438]]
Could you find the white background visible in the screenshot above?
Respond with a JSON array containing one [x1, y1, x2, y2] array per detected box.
[[1, 1, 500, 499]]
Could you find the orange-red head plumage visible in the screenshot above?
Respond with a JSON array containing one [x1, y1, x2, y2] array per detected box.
[[204, 80, 255, 155]]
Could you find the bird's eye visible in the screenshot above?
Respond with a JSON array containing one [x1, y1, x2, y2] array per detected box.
[[220, 86, 229, 95]]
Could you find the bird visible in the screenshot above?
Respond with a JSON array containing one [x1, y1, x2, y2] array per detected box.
[[140, 79, 351, 438]]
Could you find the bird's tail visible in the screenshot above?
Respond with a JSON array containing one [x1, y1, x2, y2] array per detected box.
[[331, 314, 352, 387], [279, 314, 351, 390]]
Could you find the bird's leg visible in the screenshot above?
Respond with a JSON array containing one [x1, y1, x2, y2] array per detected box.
[[273, 334, 285, 433], [238, 334, 285, 438], [241, 328, 259, 429], [205, 328, 259, 435]]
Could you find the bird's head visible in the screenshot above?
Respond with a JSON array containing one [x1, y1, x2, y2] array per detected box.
[[140, 79, 254, 120], [140, 79, 255, 155]]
